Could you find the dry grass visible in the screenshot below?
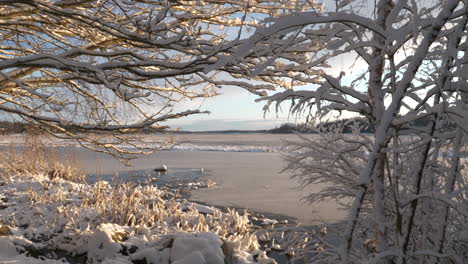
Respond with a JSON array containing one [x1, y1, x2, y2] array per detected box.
[[1, 174, 261, 262], [4, 163, 260, 258], [0, 131, 85, 183], [25, 179, 253, 239]]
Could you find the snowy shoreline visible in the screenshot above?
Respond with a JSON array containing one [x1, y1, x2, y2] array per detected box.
[[0, 172, 307, 264]]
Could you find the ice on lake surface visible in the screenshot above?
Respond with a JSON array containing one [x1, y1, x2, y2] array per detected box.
[[86, 168, 205, 187]]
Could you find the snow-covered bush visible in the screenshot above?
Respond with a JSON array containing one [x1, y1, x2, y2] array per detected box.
[[210, 0, 468, 262]]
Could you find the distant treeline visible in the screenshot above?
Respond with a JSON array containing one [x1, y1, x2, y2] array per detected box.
[[0, 121, 169, 135], [268, 118, 456, 134], [268, 120, 370, 134], [268, 123, 316, 134], [0, 118, 457, 135], [268, 119, 375, 134], [0, 121, 29, 134]]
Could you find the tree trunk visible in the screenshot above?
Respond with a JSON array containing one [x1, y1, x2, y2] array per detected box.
[[368, 0, 392, 254]]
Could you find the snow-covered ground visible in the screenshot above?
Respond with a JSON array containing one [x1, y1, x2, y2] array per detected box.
[[0, 172, 280, 264]]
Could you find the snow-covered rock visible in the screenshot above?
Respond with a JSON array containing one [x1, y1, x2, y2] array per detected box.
[[0, 238, 18, 258], [86, 224, 128, 263], [0, 237, 66, 264], [181, 202, 219, 215], [260, 218, 277, 226], [154, 165, 168, 172], [131, 247, 170, 264], [170, 232, 224, 264]]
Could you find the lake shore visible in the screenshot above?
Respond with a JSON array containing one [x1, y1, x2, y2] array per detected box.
[[0, 133, 346, 225], [0, 133, 346, 263], [58, 148, 345, 226]]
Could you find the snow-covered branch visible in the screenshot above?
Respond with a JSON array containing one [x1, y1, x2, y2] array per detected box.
[[0, 0, 318, 158]]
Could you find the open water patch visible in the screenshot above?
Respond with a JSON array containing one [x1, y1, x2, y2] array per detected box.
[[86, 167, 210, 190]]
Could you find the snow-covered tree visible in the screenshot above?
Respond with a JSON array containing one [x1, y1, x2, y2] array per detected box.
[[0, 0, 320, 160], [211, 0, 468, 263], [3, 0, 466, 261]]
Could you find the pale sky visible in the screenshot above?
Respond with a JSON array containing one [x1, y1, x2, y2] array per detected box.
[[165, 84, 297, 131], [165, 57, 367, 131], [166, 0, 372, 131]]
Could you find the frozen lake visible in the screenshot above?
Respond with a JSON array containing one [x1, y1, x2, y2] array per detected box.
[[1, 133, 345, 225]]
